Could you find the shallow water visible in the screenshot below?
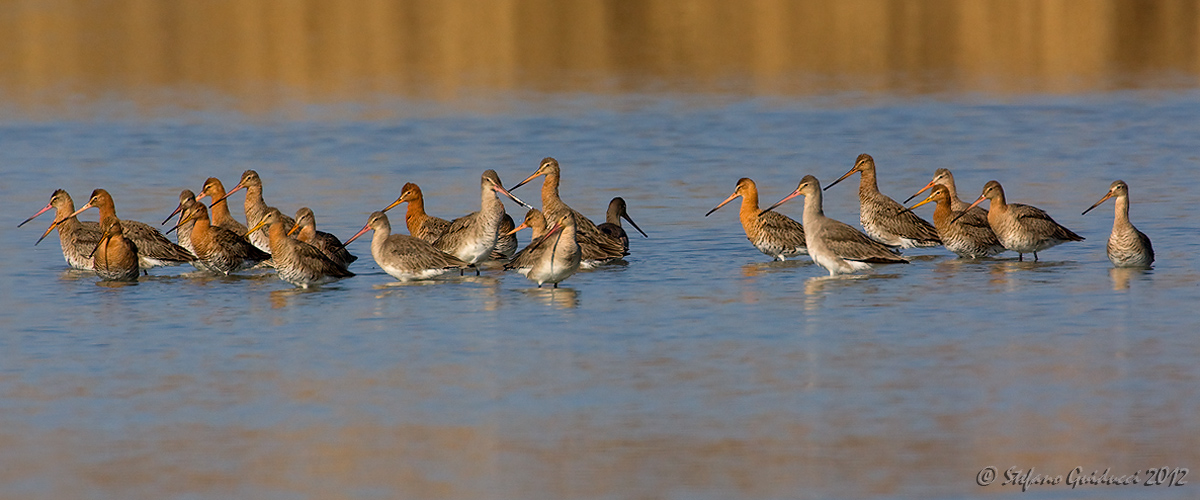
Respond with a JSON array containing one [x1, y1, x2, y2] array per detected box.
[[3, 90, 1199, 500]]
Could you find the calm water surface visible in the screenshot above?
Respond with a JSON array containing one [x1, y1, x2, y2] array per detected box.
[[2, 91, 1200, 499]]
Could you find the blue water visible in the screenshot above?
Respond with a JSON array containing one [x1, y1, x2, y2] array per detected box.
[[2, 92, 1198, 499]]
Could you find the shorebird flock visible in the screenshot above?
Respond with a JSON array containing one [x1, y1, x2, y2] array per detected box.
[[19, 157, 646, 288], [20, 154, 1150, 287]]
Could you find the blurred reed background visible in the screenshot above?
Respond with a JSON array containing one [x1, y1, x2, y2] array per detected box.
[[1, 0, 1198, 117]]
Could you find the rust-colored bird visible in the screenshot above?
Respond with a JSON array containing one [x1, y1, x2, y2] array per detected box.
[[706, 178, 807, 261], [172, 202, 269, 274], [288, 207, 357, 268], [67, 188, 195, 269], [909, 185, 1004, 258], [194, 177, 248, 235], [382, 182, 451, 243], [211, 170, 294, 254], [91, 216, 140, 281]]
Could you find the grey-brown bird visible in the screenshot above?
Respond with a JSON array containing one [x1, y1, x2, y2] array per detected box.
[[824, 154, 941, 248], [211, 170, 294, 254], [510, 157, 627, 266], [1082, 180, 1153, 268], [247, 209, 354, 287], [163, 189, 198, 253], [430, 170, 531, 271], [960, 180, 1084, 262], [344, 211, 470, 281], [505, 212, 582, 288], [21, 189, 103, 270], [761, 175, 908, 275]]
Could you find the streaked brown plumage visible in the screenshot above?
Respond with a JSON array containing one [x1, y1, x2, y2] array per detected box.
[[961, 180, 1084, 262], [212, 170, 293, 254], [430, 170, 528, 269], [825, 154, 940, 248], [596, 197, 647, 253], [289, 207, 358, 268], [1082, 180, 1153, 268], [92, 216, 140, 281], [510, 157, 627, 266], [68, 189, 195, 269], [383, 182, 451, 243], [490, 212, 518, 261], [175, 202, 269, 274], [22, 189, 103, 270], [248, 209, 354, 287], [761, 175, 908, 275], [505, 212, 581, 288], [163, 189, 198, 253], [195, 177, 248, 235], [909, 185, 1004, 258], [344, 211, 469, 281], [705, 178, 806, 261]]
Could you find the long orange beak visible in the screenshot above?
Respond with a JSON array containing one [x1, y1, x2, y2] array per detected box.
[[758, 189, 802, 217], [210, 182, 244, 207], [65, 201, 95, 220], [18, 202, 55, 228], [382, 197, 405, 212], [903, 180, 937, 204], [908, 193, 938, 211], [343, 223, 372, 246], [1081, 191, 1115, 216], [950, 195, 987, 224], [35, 218, 65, 245], [704, 193, 740, 217], [287, 222, 301, 236], [504, 221, 530, 237], [245, 219, 269, 236], [823, 166, 858, 191], [509, 170, 543, 191]]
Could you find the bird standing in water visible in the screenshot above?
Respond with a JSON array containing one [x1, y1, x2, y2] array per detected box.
[[1082, 180, 1153, 268], [959, 180, 1084, 262], [824, 154, 941, 248], [706, 178, 807, 261]]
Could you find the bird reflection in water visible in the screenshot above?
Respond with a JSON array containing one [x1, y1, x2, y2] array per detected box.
[[519, 286, 579, 309]]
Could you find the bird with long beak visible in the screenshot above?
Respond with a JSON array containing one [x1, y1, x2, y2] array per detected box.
[[908, 185, 1004, 258], [194, 177, 248, 235], [20, 189, 102, 270], [1082, 180, 1153, 268], [67, 188, 195, 270], [209, 170, 293, 254], [90, 216, 140, 281], [824, 153, 941, 248], [381, 182, 451, 243], [505, 212, 581, 288], [760, 175, 907, 275], [247, 209, 353, 287], [596, 197, 648, 253], [162, 189, 198, 253], [509, 157, 628, 266], [169, 202, 268, 274], [503, 208, 548, 275], [344, 211, 469, 281], [288, 207, 357, 268], [955, 180, 1083, 262], [428, 170, 532, 274], [706, 178, 806, 261]]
